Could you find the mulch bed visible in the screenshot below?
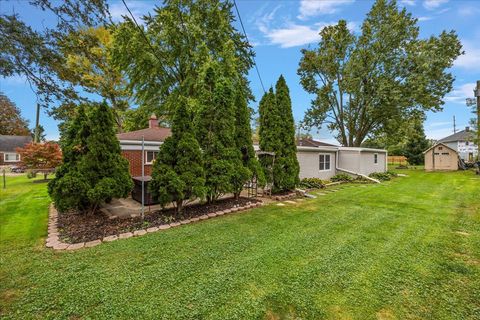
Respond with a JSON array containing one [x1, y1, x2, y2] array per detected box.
[[57, 197, 260, 243]]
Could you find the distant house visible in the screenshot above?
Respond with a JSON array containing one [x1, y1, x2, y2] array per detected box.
[[424, 143, 459, 171], [0, 135, 32, 166], [437, 127, 478, 162], [116, 114, 171, 176]]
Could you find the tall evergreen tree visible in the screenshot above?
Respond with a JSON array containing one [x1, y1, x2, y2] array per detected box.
[[48, 102, 133, 213], [258, 77, 299, 192], [195, 59, 238, 203], [404, 118, 430, 165], [274, 75, 300, 190], [150, 97, 205, 213], [232, 90, 265, 198], [258, 88, 279, 186]]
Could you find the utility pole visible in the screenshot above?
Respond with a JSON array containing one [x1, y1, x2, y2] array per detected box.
[[34, 102, 40, 143], [453, 115, 456, 133]]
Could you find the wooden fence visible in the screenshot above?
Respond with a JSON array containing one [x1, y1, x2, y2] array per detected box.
[[388, 156, 408, 166]]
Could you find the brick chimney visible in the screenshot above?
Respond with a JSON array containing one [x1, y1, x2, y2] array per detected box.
[[465, 126, 470, 132], [148, 113, 158, 128]]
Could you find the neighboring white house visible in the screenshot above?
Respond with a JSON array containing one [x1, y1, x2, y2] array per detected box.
[[0, 135, 32, 166], [437, 127, 478, 162]]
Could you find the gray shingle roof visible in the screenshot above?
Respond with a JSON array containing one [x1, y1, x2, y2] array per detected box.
[[437, 129, 475, 143], [0, 135, 32, 152], [297, 138, 337, 147]]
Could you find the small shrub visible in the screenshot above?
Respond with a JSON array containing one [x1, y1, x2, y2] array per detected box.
[[299, 177, 325, 189], [330, 173, 353, 182], [369, 172, 392, 181], [386, 170, 398, 177]]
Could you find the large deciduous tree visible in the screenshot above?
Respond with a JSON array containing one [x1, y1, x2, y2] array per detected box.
[[0, 1, 110, 114], [111, 0, 254, 119], [150, 97, 205, 214], [0, 92, 30, 135], [57, 26, 131, 129], [298, 0, 462, 147], [48, 102, 132, 214]]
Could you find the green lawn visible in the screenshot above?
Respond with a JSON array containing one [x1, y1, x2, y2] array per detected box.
[[1, 171, 479, 319]]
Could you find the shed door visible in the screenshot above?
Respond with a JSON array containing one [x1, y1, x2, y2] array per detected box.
[[435, 150, 451, 169]]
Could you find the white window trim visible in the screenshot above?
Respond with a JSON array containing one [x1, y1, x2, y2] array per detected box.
[[319, 153, 332, 172], [3, 152, 20, 162], [374, 153, 379, 165], [144, 151, 158, 165]]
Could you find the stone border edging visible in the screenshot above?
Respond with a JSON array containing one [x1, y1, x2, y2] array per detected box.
[[46, 201, 264, 251]]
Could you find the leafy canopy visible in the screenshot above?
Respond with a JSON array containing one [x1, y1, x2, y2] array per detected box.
[[298, 0, 462, 147], [0, 92, 30, 136]]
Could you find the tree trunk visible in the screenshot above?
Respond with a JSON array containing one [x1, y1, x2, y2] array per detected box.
[[176, 200, 183, 216]]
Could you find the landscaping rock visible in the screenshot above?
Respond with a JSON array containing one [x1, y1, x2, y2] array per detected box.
[[276, 203, 286, 206], [285, 200, 296, 204], [119, 232, 133, 239], [84, 240, 102, 248], [66, 242, 85, 250], [223, 209, 232, 214], [180, 219, 191, 225], [199, 215, 209, 220], [190, 217, 200, 222], [170, 222, 181, 227], [207, 212, 217, 218], [146, 227, 159, 233], [133, 229, 147, 236], [158, 224, 171, 230], [103, 235, 118, 242], [53, 243, 69, 250], [216, 211, 225, 216]]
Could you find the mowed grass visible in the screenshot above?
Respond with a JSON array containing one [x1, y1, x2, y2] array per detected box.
[[0, 171, 479, 319]]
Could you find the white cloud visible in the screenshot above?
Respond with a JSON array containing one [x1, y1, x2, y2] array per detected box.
[[260, 22, 356, 48], [400, 0, 416, 6], [455, 41, 480, 71], [109, 1, 156, 23], [423, 0, 448, 10], [417, 16, 433, 21], [298, 0, 354, 20], [444, 82, 476, 104]]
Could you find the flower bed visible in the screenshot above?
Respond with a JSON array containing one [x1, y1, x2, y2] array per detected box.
[[47, 197, 263, 250]]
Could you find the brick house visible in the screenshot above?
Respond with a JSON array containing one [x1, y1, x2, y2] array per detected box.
[[0, 135, 32, 166], [116, 114, 171, 176]]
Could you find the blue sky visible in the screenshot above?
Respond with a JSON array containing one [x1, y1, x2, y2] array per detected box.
[[1, 0, 479, 144]]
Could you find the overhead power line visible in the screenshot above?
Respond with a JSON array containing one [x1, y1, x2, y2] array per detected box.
[[233, 0, 266, 94]]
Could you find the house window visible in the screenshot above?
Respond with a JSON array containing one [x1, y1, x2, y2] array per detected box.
[[438, 146, 443, 150], [441, 152, 450, 155], [319, 154, 331, 171], [374, 153, 378, 164], [4, 153, 20, 162], [145, 151, 158, 165]]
